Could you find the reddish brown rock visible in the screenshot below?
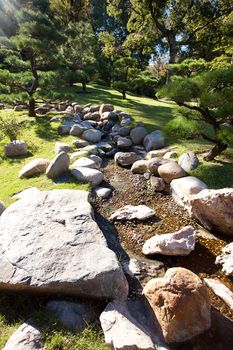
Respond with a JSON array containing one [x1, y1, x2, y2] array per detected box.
[[143, 267, 211, 343]]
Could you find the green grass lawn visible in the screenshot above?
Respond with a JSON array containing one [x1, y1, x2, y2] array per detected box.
[[0, 83, 232, 349], [1, 83, 232, 206]]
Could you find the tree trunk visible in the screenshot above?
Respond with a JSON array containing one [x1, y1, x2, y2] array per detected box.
[[168, 34, 177, 64], [82, 82, 87, 92], [122, 90, 126, 99], [203, 142, 227, 161], [28, 97, 36, 117], [166, 33, 177, 82]]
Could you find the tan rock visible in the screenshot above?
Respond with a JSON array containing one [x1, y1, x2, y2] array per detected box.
[[158, 162, 186, 183], [143, 267, 211, 343], [189, 188, 233, 236], [171, 176, 208, 209], [131, 160, 149, 174], [46, 152, 69, 179], [19, 158, 50, 178]]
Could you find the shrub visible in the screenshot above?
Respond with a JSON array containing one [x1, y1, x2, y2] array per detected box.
[[0, 111, 23, 142]]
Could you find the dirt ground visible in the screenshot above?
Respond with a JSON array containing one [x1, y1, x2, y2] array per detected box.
[[94, 160, 233, 322]]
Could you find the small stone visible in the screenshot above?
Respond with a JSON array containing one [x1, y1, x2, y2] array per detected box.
[[158, 162, 186, 183], [70, 124, 86, 137], [110, 205, 155, 221], [144, 172, 151, 180], [4, 141, 28, 157], [130, 127, 148, 145], [71, 157, 97, 169], [73, 139, 90, 148], [46, 152, 70, 179], [120, 117, 132, 127], [171, 176, 208, 208], [100, 301, 156, 350], [94, 187, 112, 199], [215, 242, 233, 276], [115, 152, 141, 167], [117, 137, 132, 150], [150, 177, 166, 192], [178, 152, 199, 171], [100, 104, 114, 115], [89, 155, 102, 169], [3, 323, 43, 350], [19, 158, 50, 178], [82, 129, 102, 143], [143, 131, 165, 151], [204, 278, 233, 311], [71, 167, 104, 186], [142, 226, 196, 256], [54, 142, 71, 154], [163, 151, 177, 159], [131, 160, 149, 174], [147, 148, 172, 159], [119, 127, 130, 137], [58, 125, 71, 135], [147, 158, 170, 175]]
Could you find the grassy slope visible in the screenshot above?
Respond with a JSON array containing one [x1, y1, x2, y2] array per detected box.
[[0, 84, 232, 349]]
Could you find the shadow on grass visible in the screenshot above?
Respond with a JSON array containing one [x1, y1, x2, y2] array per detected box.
[[192, 161, 233, 188], [34, 116, 59, 141], [51, 84, 173, 131]]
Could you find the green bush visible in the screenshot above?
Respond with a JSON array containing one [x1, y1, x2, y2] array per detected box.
[[0, 111, 23, 142]]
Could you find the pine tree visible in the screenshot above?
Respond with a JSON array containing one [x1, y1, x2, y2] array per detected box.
[[0, 2, 64, 116], [159, 67, 233, 160]]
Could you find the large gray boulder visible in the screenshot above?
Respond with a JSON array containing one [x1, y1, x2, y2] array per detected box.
[[4, 141, 28, 157], [3, 323, 43, 350], [19, 158, 50, 178], [0, 190, 128, 299], [171, 176, 208, 209], [130, 127, 148, 145], [82, 129, 102, 143], [115, 152, 141, 167], [143, 131, 165, 151], [46, 152, 69, 179], [189, 188, 233, 236], [71, 167, 104, 186], [178, 152, 199, 171]]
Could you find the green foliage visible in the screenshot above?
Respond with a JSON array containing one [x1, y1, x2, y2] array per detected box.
[[130, 69, 158, 97], [169, 59, 208, 77], [159, 78, 200, 104], [0, 111, 24, 142], [160, 66, 233, 158]]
